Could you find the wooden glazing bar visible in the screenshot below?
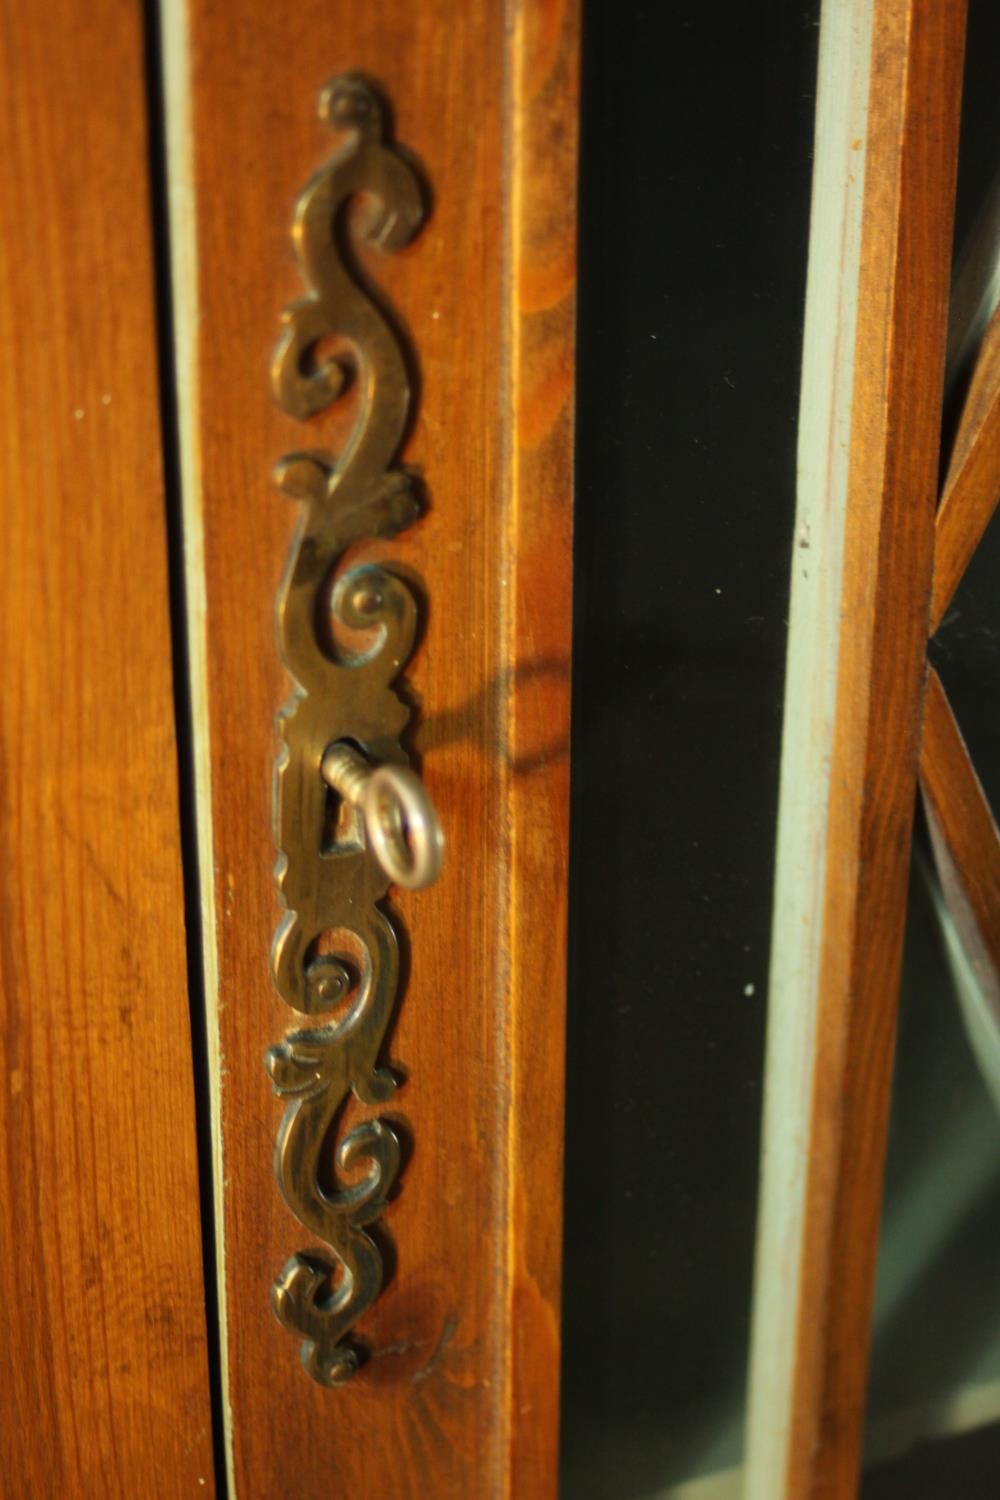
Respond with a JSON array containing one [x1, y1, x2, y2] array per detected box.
[[920, 668, 1000, 1013], [931, 299, 1000, 633], [747, 2, 966, 1496]]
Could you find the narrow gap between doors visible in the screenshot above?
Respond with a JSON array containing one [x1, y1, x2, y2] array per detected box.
[[140, 3, 229, 1494]]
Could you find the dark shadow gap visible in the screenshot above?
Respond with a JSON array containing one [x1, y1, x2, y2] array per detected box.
[[561, 2, 820, 1494], [141, 3, 229, 1494]]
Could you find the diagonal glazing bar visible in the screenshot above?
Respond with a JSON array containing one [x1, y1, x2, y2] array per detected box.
[[919, 667, 1000, 1088], [931, 298, 1000, 633]]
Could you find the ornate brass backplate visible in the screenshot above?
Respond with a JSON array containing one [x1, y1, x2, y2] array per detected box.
[[266, 73, 428, 1386]]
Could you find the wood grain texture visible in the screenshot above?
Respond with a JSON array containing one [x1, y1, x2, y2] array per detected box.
[[920, 668, 1000, 1015], [931, 298, 1000, 633], [784, 2, 966, 1495], [502, 1, 577, 1493], [174, 0, 577, 1495], [0, 1, 217, 1494]]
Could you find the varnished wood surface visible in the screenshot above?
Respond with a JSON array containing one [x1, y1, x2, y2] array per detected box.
[[920, 668, 1000, 1000], [174, 1, 577, 1495], [931, 298, 1000, 633], [0, 0, 216, 1493], [503, 3, 577, 1491], [783, 2, 966, 1495]]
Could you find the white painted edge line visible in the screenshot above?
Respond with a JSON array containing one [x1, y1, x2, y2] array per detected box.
[[742, 2, 874, 1496], [159, 0, 235, 1490]]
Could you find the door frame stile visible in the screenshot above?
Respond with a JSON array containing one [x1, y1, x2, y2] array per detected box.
[[746, 1, 967, 1494]]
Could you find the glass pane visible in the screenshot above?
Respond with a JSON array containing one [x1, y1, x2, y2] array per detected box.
[[863, 1423, 1000, 1499], [561, 3, 820, 1494], [864, 867, 1000, 1465]]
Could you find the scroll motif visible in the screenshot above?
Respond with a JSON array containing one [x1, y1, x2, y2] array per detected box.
[[266, 74, 425, 1385]]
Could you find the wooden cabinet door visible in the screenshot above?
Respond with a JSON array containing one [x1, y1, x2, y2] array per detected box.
[[0, 0, 216, 1493], [1, 0, 577, 1491], [164, 2, 577, 1496], [8, 4, 997, 1497]]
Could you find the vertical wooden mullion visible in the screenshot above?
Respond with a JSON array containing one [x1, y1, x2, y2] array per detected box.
[[747, 2, 967, 1496]]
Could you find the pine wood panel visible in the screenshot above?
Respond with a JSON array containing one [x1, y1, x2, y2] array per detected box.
[[171, 1, 577, 1494], [0, 0, 216, 1493], [931, 298, 1000, 633]]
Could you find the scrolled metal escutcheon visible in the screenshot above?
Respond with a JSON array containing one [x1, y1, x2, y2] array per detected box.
[[267, 73, 439, 1386]]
